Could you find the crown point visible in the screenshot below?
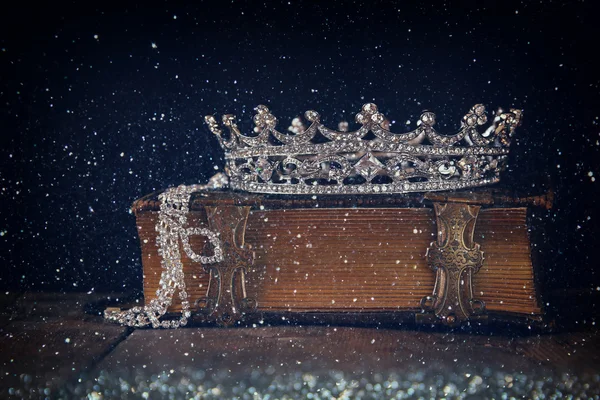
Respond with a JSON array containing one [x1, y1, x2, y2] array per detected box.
[[420, 111, 436, 126], [371, 112, 385, 124], [265, 115, 277, 127], [473, 104, 486, 116], [465, 113, 482, 127], [509, 109, 523, 125], [355, 112, 367, 125], [305, 110, 320, 122], [255, 105, 270, 114], [222, 114, 236, 127], [204, 115, 222, 135], [253, 108, 277, 128], [362, 103, 378, 113], [463, 105, 488, 127]]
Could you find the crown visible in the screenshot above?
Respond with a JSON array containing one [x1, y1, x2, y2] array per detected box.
[[204, 103, 522, 195]]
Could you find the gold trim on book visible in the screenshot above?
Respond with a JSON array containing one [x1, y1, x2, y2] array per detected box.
[[421, 203, 485, 326], [197, 206, 257, 326]]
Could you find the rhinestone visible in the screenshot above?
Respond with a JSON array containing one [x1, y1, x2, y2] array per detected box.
[[354, 153, 386, 181], [363, 103, 378, 113], [371, 112, 385, 124], [355, 113, 367, 124], [255, 104, 269, 114], [474, 104, 485, 116], [105, 180, 227, 328], [305, 110, 320, 122]]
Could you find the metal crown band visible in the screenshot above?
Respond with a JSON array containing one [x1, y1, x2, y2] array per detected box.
[[205, 103, 522, 195]]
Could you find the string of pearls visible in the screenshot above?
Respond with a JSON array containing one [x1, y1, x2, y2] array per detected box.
[[104, 174, 228, 328]]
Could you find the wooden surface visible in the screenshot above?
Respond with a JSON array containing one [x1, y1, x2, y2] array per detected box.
[[2, 292, 598, 398], [97, 325, 599, 378], [0, 293, 130, 393]]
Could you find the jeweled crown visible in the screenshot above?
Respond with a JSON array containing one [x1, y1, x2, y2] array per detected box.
[[204, 103, 522, 195]]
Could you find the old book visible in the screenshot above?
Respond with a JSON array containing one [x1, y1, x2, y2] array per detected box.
[[130, 188, 551, 327]]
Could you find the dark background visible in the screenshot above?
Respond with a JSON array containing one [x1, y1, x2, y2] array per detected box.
[[1, 1, 598, 314]]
